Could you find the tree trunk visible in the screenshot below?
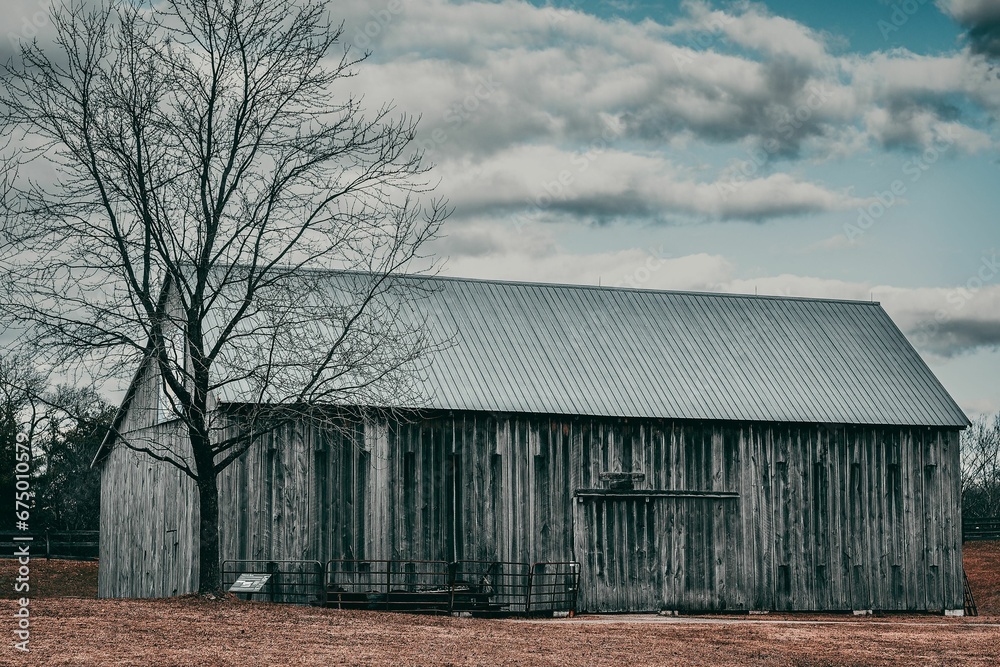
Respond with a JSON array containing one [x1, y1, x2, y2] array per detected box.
[[196, 472, 221, 594]]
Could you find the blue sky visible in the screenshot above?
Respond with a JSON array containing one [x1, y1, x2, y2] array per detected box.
[[5, 0, 998, 416], [552, 0, 967, 54]]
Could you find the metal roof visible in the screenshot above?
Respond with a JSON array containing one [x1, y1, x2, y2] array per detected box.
[[216, 272, 969, 427], [382, 275, 967, 426]]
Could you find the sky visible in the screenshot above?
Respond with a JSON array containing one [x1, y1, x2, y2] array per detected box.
[[4, 0, 1000, 418]]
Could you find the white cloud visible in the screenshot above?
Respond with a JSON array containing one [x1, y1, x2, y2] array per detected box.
[[940, 0, 1000, 21], [328, 0, 1000, 180], [668, 0, 834, 65], [722, 270, 1000, 359], [938, 0, 1000, 57], [433, 145, 869, 222], [433, 220, 734, 289]]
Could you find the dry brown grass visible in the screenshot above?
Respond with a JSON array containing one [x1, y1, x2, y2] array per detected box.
[[2, 596, 996, 667], [964, 540, 1000, 614], [0, 559, 98, 600], [0, 545, 998, 666]]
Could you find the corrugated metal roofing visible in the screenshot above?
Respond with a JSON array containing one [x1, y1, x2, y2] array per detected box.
[[219, 272, 970, 427]]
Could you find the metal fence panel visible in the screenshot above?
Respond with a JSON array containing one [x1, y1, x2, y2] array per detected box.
[[325, 559, 580, 616], [527, 562, 580, 615], [0, 530, 99, 560], [327, 560, 452, 612], [451, 560, 530, 614]]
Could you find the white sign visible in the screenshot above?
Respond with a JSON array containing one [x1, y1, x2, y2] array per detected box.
[[229, 573, 272, 593]]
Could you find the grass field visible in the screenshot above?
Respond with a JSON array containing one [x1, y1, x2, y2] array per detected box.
[[2, 543, 999, 666]]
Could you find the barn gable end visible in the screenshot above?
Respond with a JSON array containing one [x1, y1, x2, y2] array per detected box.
[[97, 354, 200, 598]]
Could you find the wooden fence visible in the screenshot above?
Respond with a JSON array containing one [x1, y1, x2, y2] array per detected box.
[[963, 518, 1000, 541], [0, 530, 99, 560]]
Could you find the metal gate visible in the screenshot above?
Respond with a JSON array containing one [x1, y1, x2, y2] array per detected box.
[[325, 559, 579, 616]]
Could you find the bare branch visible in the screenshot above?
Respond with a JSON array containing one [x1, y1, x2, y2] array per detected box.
[[0, 0, 446, 593]]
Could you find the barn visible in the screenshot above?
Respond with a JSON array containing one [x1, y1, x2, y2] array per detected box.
[[95, 274, 970, 614]]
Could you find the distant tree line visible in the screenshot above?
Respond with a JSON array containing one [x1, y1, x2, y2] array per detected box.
[[0, 355, 112, 531], [961, 412, 1000, 520]]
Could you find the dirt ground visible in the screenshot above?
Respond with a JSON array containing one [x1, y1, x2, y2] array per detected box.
[[0, 559, 98, 600], [0, 546, 998, 666], [964, 540, 1000, 614]]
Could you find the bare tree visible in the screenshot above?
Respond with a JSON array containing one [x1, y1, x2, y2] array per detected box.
[[0, 353, 48, 451], [961, 413, 1000, 520], [0, 357, 109, 532], [0, 355, 48, 529], [0, 0, 446, 593], [32, 385, 113, 532]]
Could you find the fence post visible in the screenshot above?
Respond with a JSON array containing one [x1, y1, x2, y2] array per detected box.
[[267, 561, 277, 603], [448, 561, 457, 614], [317, 561, 327, 607], [45, 530, 50, 560], [526, 564, 534, 617], [571, 563, 580, 616]]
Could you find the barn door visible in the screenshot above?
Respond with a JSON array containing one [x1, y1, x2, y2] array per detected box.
[[574, 495, 742, 612], [575, 497, 660, 612], [657, 497, 740, 612]]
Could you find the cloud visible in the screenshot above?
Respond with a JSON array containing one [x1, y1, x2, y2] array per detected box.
[[432, 145, 868, 223], [723, 271, 1000, 358], [333, 0, 1000, 174], [13, 1, 1000, 166], [9, 0, 1000, 233], [667, 0, 835, 65], [848, 49, 1000, 150], [939, 0, 1000, 58], [910, 315, 1000, 354], [433, 221, 734, 290], [863, 105, 968, 151]]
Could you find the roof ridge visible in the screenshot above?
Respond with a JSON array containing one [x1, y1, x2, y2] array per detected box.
[[223, 264, 882, 307], [413, 273, 882, 306]]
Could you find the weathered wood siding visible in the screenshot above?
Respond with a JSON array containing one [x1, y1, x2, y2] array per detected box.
[[98, 358, 199, 598], [98, 425, 199, 598], [570, 420, 963, 612], [211, 412, 963, 613], [217, 414, 572, 566], [217, 419, 321, 564], [100, 379, 962, 612]]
